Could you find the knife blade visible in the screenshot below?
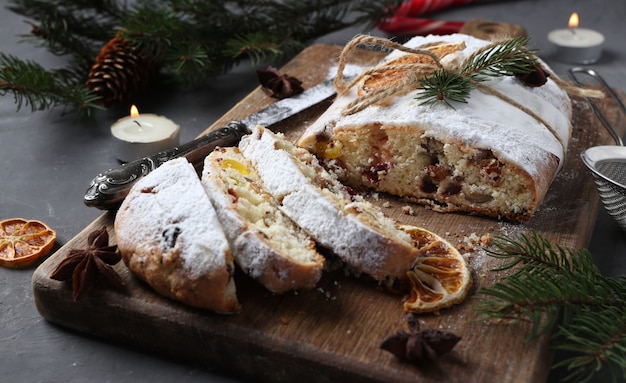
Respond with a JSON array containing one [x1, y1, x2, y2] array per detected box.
[[84, 77, 339, 210]]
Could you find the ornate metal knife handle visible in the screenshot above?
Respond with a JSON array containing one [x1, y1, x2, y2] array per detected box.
[[84, 121, 250, 210]]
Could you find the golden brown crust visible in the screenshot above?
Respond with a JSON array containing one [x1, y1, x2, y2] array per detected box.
[[118, 241, 240, 313]]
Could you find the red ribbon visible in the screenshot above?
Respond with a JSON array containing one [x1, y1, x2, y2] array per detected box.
[[377, 0, 483, 36]]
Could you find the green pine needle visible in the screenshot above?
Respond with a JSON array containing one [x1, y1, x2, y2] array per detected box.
[[462, 36, 539, 81], [0, 53, 102, 114], [415, 69, 473, 108], [416, 37, 539, 107], [224, 33, 286, 66], [475, 231, 626, 382]]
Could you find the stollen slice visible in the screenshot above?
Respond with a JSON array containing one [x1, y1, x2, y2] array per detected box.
[[201, 146, 325, 293]]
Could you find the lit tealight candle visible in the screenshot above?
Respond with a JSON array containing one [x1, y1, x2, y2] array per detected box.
[[111, 105, 180, 162], [548, 12, 604, 64]]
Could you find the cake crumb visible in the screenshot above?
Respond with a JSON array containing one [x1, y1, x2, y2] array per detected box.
[[480, 233, 494, 246], [456, 231, 494, 252], [402, 205, 415, 215]]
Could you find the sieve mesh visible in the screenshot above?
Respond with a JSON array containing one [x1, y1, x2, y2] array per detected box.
[[596, 161, 626, 188], [591, 171, 626, 231]]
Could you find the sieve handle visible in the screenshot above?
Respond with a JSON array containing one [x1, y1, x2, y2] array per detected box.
[[569, 67, 626, 146]]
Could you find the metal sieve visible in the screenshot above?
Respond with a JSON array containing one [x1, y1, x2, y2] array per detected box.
[[571, 67, 626, 231]]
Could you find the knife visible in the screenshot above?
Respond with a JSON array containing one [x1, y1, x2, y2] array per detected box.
[[83, 77, 340, 210]]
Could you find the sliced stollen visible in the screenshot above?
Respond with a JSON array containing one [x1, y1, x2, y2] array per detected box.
[[239, 126, 419, 283], [114, 157, 240, 314], [201, 146, 325, 293]]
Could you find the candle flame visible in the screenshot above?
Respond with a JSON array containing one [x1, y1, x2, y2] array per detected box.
[[130, 105, 139, 118], [568, 12, 579, 28]]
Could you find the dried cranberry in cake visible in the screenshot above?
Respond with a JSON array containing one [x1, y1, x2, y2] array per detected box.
[[427, 164, 449, 182], [442, 180, 462, 197], [362, 127, 394, 185], [479, 158, 504, 186], [363, 162, 390, 184], [420, 176, 437, 194]]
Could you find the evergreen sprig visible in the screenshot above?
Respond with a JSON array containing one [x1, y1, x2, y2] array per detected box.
[[1, 0, 403, 115], [0, 53, 103, 115], [416, 37, 540, 107], [417, 69, 473, 108], [475, 231, 626, 383]]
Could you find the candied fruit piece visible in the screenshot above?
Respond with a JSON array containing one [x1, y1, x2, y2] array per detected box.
[[220, 159, 249, 175]]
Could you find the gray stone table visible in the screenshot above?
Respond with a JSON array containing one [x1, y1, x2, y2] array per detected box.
[[1, 0, 625, 382]]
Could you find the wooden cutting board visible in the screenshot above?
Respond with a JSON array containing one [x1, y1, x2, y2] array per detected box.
[[32, 44, 626, 383]]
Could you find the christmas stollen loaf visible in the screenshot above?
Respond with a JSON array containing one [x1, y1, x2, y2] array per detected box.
[[239, 126, 419, 283], [201, 146, 325, 293], [298, 33, 573, 222], [114, 157, 240, 313]]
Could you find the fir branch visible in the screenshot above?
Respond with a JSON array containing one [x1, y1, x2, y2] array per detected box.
[[475, 231, 626, 382], [224, 33, 284, 66], [485, 230, 602, 276], [0, 53, 102, 114], [1, 0, 403, 115], [553, 305, 626, 383], [416, 69, 473, 108], [8, 0, 123, 63], [461, 37, 539, 81], [416, 37, 540, 106]]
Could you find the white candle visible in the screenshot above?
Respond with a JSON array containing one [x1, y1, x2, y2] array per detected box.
[[548, 12, 604, 64], [111, 105, 180, 162]]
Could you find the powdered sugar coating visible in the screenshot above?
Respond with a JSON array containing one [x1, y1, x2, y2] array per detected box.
[[281, 185, 410, 278], [239, 128, 314, 200], [115, 157, 231, 279]]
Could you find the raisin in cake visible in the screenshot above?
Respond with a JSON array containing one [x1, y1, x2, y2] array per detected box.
[[298, 34, 572, 222], [201, 147, 325, 293], [114, 157, 240, 313], [239, 126, 419, 283]]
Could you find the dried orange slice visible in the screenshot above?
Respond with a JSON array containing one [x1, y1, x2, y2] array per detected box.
[[399, 224, 471, 313], [358, 41, 467, 97], [0, 218, 56, 269]]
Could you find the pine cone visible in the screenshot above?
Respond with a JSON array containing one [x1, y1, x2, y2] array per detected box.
[[86, 37, 160, 108]]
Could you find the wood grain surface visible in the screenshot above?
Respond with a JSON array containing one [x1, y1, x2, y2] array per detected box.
[[32, 44, 626, 383]]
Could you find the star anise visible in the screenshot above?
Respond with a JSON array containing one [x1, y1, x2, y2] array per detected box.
[[380, 313, 461, 363], [50, 227, 125, 301], [256, 66, 304, 99]]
